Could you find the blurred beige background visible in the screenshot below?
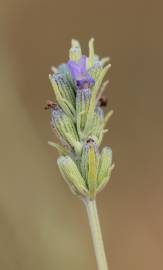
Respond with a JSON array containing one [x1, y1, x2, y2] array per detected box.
[[0, 0, 163, 269]]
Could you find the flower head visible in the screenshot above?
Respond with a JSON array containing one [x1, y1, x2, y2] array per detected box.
[[47, 38, 114, 199]]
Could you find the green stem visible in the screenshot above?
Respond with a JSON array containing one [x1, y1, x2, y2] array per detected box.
[[83, 198, 109, 270]]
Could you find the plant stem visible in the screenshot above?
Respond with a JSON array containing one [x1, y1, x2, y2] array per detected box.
[[83, 198, 109, 270]]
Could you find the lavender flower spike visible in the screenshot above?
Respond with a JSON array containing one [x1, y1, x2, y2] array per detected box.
[[47, 39, 114, 270], [67, 55, 95, 89]]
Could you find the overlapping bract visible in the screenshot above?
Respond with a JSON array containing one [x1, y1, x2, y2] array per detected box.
[[48, 38, 114, 200]]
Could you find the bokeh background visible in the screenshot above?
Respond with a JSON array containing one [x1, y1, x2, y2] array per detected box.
[[0, 0, 163, 269]]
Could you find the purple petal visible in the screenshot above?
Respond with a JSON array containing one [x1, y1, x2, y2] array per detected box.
[[67, 55, 95, 88]]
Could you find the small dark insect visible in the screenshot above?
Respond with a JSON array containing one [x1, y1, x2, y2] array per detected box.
[[44, 100, 57, 110], [98, 96, 108, 107], [86, 138, 95, 143]]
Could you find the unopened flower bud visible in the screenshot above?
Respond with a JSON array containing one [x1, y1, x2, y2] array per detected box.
[[76, 88, 92, 138], [49, 73, 76, 120], [97, 147, 114, 193], [51, 106, 82, 154], [57, 156, 88, 196], [57, 63, 76, 90], [51, 72, 75, 101], [88, 62, 102, 82], [81, 139, 99, 200], [90, 106, 104, 145]]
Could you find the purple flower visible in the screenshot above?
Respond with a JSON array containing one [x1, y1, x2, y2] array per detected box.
[[67, 55, 94, 89]]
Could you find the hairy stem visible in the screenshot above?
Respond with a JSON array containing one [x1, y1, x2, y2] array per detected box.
[[83, 198, 109, 270]]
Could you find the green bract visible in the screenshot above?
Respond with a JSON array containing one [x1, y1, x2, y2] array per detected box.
[[48, 39, 114, 200]]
